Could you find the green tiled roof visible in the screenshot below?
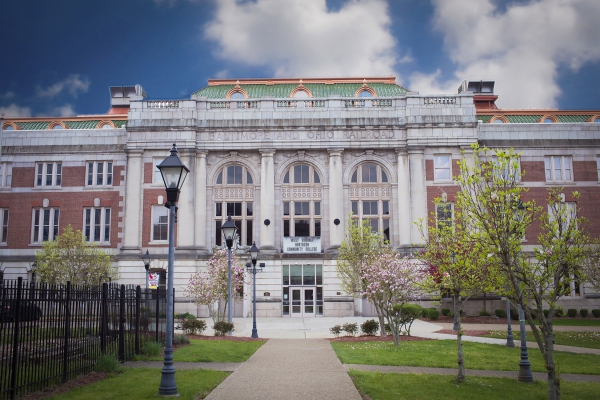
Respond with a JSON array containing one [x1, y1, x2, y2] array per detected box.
[[193, 82, 408, 99], [477, 115, 492, 123], [506, 115, 541, 123], [112, 120, 126, 128], [18, 121, 51, 130], [66, 120, 100, 129], [557, 115, 591, 123], [13, 119, 127, 130]]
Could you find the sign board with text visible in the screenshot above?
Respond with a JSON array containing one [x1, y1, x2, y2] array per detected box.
[[283, 237, 321, 254]]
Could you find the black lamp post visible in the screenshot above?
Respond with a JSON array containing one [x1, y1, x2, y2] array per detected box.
[[142, 250, 151, 310], [221, 215, 237, 335], [506, 295, 515, 347], [246, 242, 262, 338], [156, 144, 189, 397]]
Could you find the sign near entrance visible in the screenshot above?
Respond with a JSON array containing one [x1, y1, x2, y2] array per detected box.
[[148, 273, 159, 289], [283, 237, 321, 253]]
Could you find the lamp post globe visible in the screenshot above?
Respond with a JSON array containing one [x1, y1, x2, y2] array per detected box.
[[221, 215, 238, 335], [156, 144, 188, 397]]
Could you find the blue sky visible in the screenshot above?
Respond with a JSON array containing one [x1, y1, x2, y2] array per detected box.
[[2, 0, 599, 117]]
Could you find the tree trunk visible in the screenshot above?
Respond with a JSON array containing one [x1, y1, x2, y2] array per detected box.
[[545, 331, 560, 400], [456, 311, 465, 382], [376, 308, 387, 337]]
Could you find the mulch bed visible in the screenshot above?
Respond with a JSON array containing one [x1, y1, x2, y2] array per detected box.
[[427, 316, 506, 324], [19, 371, 111, 400], [330, 335, 432, 342], [435, 329, 491, 337]]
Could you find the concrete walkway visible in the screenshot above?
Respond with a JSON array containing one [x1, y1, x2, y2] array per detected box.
[[205, 339, 362, 400]]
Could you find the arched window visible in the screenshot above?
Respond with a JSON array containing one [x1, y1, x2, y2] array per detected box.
[[358, 90, 373, 98], [292, 90, 309, 98], [350, 163, 391, 241], [214, 164, 254, 247], [544, 118, 554, 123], [281, 163, 322, 238], [230, 92, 245, 99]]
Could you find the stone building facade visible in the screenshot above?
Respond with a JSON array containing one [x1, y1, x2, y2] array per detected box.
[[1, 78, 599, 317]]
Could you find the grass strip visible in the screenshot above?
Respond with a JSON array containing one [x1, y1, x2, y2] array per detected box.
[[484, 330, 600, 349], [540, 319, 600, 327], [349, 370, 600, 400], [332, 340, 600, 375], [48, 368, 228, 400], [136, 339, 265, 362]]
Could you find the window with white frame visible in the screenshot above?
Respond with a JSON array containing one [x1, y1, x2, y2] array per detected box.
[[282, 163, 322, 238], [86, 161, 113, 186], [434, 155, 451, 181], [0, 209, 8, 243], [0, 163, 11, 187], [350, 163, 391, 241], [31, 208, 59, 243], [544, 156, 572, 182], [83, 207, 111, 243], [153, 158, 165, 184], [35, 162, 62, 187], [436, 203, 453, 229], [152, 205, 169, 241], [548, 201, 576, 232], [492, 155, 520, 182], [214, 164, 255, 247]]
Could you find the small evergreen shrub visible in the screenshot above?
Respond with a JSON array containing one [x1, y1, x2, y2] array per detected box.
[[141, 341, 163, 357], [510, 309, 519, 320], [213, 321, 234, 336], [342, 322, 358, 336], [427, 309, 439, 320], [555, 307, 565, 317], [96, 354, 119, 373], [580, 309, 588, 318], [330, 325, 342, 338], [384, 323, 391, 334], [182, 318, 207, 335], [441, 308, 451, 316], [448, 312, 454, 318], [173, 334, 190, 345], [495, 309, 506, 318], [421, 308, 428, 318], [361, 319, 379, 336], [567, 309, 577, 318], [592, 309, 600, 318], [479, 310, 491, 317]]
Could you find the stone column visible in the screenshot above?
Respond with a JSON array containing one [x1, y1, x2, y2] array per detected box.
[[194, 151, 208, 251], [176, 148, 196, 250], [122, 148, 143, 254], [409, 147, 427, 245], [327, 149, 344, 251], [259, 149, 276, 251], [396, 148, 412, 247]]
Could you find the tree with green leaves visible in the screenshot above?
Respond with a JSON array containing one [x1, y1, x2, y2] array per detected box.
[[455, 144, 592, 400], [337, 216, 388, 336], [419, 199, 499, 382], [34, 225, 117, 285]]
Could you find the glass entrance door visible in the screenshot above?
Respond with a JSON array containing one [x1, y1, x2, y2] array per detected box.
[[290, 287, 316, 317]]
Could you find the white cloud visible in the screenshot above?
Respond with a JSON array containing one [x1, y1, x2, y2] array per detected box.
[[204, 0, 400, 77], [36, 75, 90, 99], [0, 104, 32, 117], [410, 0, 600, 108], [48, 104, 77, 117]]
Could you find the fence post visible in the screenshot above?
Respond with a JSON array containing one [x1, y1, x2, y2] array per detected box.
[[135, 286, 141, 354], [10, 277, 23, 400], [118, 284, 125, 363], [155, 287, 160, 343], [100, 283, 108, 354], [62, 281, 72, 383]]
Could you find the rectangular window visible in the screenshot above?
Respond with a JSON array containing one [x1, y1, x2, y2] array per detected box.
[[436, 203, 453, 229], [434, 155, 451, 180], [152, 205, 169, 241], [492, 156, 520, 182], [548, 202, 576, 231], [597, 157, 600, 181], [0, 209, 8, 243], [226, 202, 242, 216], [154, 158, 165, 183], [351, 201, 358, 215], [31, 208, 59, 243], [215, 201, 253, 246], [363, 201, 378, 215], [294, 202, 309, 216], [36, 162, 62, 187], [545, 156, 572, 182], [84, 207, 111, 243], [87, 161, 113, 186], [0, 163, 12, 187]]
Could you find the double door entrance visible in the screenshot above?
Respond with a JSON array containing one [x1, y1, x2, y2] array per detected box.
[[291, 287, 315, 317]]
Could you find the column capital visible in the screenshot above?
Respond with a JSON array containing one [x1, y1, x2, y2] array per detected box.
[[259, 149, 276, 157], [327, 148, 344, 157], [179, 147, 197, 157], [460, 145, 474, 154], [197, 150, 208, 158], [407, 146, 425, 155], [395, 147, 408, 156], [125, 148, 144, 156]]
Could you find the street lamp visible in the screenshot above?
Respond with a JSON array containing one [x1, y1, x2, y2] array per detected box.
[[221, 215, 237, 336], [246, 242, 262, 338], [142, 250, 152, 310], [515, 201, 533, 383], [506, 295, 515, 348], [156, 144, 189, 397]]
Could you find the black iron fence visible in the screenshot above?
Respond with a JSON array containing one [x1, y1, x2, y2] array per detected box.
[[0, 276, 170, 400]]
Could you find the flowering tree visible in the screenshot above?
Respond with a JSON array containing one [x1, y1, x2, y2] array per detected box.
[[185, 249, 246, 323], [361, 248, 424, 346]]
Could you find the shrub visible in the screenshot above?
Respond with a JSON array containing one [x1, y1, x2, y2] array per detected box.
[[555, 307, 565, 317], [510, 309, 519, 320], [141, 341, 163, 357], [479, 310, 491, 317], [544, 309, 550, 318], [176, 312, 195, 320], [342, 322, 358, 336], [361, 319, 379, 336], [421, 308, 429, 318], [592, 309, 600, 318], [401, 304, 424, 336], [182, 318, 207, 335], [213, 321, 234, 336], [567, 309, 577, 318], [96, 354, 119, 373], [441, 308, 451, 316], [384, 323, 391, 334], [427, 309, 439, 320], [580, 309, 588, 318], [173, 334, 190, 345], [495, 309, 506, 318], [330, 325, 342, 338]]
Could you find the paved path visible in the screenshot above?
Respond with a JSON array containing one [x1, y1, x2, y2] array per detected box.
[[205, 339, 362, 400]]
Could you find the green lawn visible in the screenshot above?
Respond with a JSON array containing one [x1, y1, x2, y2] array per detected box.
[[485, 330, 600, 349], [349, 371, 600, 400], [332, 340, 600, 375], [136, 339, 265, 362], [49, 368, 228, 400], [544, 318, 600, 327]]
